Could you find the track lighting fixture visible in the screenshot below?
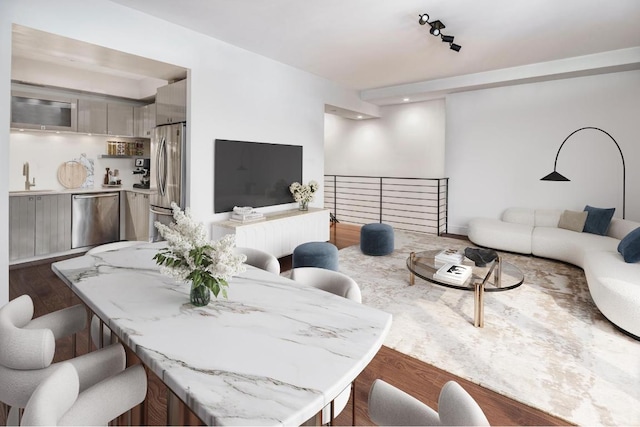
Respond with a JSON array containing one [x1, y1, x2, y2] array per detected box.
[[418, 13, 461, 52], [441, 34, 454, 43]]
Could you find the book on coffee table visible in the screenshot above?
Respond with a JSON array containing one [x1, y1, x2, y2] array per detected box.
[[435, 248, 464, 265], [434, 263, 472, 285]]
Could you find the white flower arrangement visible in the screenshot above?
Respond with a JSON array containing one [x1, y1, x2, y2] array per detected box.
[[289, 180, 319, 203], [153, 202, 246, 298]]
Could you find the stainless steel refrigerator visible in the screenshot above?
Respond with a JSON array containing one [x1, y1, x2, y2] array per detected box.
[[149, 123, 186, 242]]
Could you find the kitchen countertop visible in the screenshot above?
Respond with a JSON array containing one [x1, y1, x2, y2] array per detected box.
[[8, 187, 156, 196]]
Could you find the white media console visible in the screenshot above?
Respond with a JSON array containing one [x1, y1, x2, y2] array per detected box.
[[211, 208, 330, 258]]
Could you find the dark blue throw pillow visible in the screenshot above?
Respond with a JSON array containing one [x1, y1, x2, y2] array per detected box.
[[583, 205, 615, 236], [618, 227, 640, 263]]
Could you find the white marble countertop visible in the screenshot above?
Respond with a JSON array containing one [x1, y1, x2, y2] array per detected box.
[[52, 242, 391, 426]]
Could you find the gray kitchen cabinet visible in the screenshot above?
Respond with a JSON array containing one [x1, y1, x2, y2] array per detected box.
[[107, 102, 134, 136], [125, 191, 150, 241], [134, 103, 156, 138], [9, 195, 36, 261], [156, 79, 186, 125], [9, 194, 72, 261], [77, 99, 134, 136], [77, 99, 108, 134]]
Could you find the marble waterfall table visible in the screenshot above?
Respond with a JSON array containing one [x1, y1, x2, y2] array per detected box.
[[51, 242, 392, 426]]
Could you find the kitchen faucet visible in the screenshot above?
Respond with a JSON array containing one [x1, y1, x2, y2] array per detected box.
[[23, 162, 36, 191]]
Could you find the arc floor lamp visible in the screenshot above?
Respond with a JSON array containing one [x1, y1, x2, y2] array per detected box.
[[540, 126, 626, 219]]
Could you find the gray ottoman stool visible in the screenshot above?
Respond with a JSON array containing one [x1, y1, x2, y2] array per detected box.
[[292, 242, 339, 271], [360, 223, 394, 256]]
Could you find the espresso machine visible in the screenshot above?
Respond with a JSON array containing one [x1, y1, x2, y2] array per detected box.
[[133, 158, 150, 189]]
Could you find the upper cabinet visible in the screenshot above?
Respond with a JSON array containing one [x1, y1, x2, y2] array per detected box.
[[10, 88, 78, 132], [77, 99, 134, 136], [134, 103, 156, 138], [107, 103, 134, 136], [156, 79, 187, 125]]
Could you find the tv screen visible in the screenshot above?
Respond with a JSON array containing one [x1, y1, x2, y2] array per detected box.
[[214, 139, 303, 213]]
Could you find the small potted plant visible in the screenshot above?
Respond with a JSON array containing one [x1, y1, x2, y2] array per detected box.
[[289, 180, 319, 211], [153, 202, 246, 306]]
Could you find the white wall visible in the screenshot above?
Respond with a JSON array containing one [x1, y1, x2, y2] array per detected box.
[[9, 131, 145, 191], [325, 99, 446, 177], [0, 0, 374, 306], [446, 70, 640, 234]]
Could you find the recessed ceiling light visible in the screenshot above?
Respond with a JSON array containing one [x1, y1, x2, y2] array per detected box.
[[403, 98, 410, 102], [357, 115, 363, 119]]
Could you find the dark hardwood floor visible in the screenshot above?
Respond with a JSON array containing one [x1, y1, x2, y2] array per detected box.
[[4, 223, 569, 426]]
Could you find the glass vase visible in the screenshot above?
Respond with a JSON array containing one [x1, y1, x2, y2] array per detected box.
[[190, 284, 211, 307], [298, 200, 309, 211]]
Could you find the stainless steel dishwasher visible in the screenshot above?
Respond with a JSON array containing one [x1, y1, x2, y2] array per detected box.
[[71, 192, 120, 249]]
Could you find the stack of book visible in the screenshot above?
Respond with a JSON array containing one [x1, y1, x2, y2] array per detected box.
[[433, 263, 472, 285], [435, 248, 464, 265], [230, 206, 265, 223]]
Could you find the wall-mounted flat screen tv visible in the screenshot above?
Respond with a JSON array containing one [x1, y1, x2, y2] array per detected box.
[[214, 139, 303, 213]]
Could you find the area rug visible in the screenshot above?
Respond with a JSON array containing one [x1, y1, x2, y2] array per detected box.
[[337, 230, 640, 426]]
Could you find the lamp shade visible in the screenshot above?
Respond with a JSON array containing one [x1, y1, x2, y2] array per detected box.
[[540, 171, 570, 181]]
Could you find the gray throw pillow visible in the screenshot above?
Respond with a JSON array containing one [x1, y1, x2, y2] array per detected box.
[[558, 210, 588, 232]]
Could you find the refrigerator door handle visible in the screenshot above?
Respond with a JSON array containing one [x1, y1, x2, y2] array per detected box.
[[157, 136, 168, 197], [150, 207, 174, 216]]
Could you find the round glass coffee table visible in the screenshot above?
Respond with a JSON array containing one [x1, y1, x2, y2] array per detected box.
[[406, 249, 524, 327]]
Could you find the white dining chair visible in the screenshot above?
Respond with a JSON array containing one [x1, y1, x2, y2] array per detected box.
[[290, 267, 362, 303], [86, 241, 146, 349], [290, 267, 361, 424], [0, 295, 129, 425], [21, 361, 147, 426], [368, 379, 490, 426], [235, 246, 280, 275]]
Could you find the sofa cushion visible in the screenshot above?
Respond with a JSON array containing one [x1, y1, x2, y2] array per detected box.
[[608, 218, 640, 240], [468, 218, 532, 255], [532, 227, 619, 268], [583, 205, 615, 235], [584, 251, 640, 337], [558, 210, 588, 232], [502, 208, 534, 226], [534, 209, 562, 227], [617, 227, 640, 263]]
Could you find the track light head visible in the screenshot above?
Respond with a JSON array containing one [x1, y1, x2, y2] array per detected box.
[[428, 20, 445, 37], [418, 14, 430, 25], [450, 43, 461, 52], [441, 34, 454, 43]]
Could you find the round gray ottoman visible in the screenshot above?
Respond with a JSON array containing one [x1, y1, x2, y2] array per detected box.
[[360, 223, 394, 256], [292, 242, 339, 271]]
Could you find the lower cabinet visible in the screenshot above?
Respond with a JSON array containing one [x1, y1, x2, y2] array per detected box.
[[9, 194, 72, 261], [211, 208, 330, 258], [125, 191, 150, 241]]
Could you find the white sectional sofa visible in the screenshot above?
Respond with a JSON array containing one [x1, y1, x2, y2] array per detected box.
[[468, 208, 640, 338]]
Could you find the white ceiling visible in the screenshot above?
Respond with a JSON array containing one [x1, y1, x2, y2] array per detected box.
[[11, 1, 640, 109], [108, 0, 640, 103]]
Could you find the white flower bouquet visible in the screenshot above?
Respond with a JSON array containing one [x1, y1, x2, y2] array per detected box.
[[289, 180, 319, 203], [153, 202, 246, 300]]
